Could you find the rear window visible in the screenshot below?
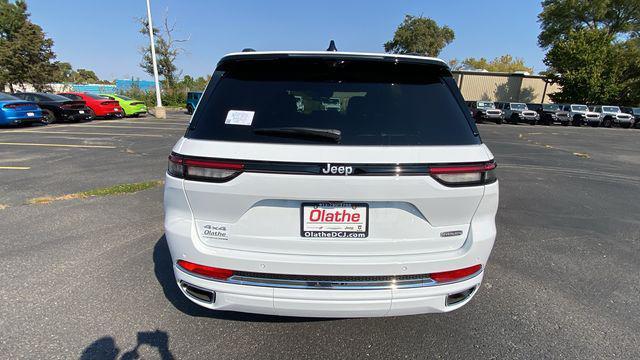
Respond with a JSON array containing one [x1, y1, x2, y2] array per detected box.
[[0, 93, 19, 101], [85, 93, 109, 100], [187, 58, 479, 146]]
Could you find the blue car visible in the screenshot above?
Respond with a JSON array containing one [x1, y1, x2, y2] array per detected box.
[[186, 91, 203, 114], [0, 92, 43, 126]]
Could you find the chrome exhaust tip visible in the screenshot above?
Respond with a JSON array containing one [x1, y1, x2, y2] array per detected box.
[[180, 281, 215, 303], [446, 286, 476, 306]]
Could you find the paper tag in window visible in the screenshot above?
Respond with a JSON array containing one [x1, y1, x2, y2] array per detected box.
[[225, 110, 254, 126]]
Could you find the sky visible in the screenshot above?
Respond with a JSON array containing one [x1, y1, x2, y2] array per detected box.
[[25, 0, 546, 81]]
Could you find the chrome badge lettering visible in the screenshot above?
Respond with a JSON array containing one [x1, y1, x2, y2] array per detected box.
[[321, 163, 353, 175]]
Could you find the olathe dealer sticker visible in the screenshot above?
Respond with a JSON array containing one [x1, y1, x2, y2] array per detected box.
[[196, 220, 231, 242]]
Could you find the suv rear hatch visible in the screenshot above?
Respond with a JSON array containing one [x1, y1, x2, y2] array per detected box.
[[175, 54, 493, 257]]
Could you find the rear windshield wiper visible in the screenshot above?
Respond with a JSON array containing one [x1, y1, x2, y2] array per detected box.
[[253, 127, 341, 143]]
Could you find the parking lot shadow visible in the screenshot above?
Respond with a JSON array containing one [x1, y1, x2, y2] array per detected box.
[[153, 235, 327, 323], [81, 330, 174, 360]]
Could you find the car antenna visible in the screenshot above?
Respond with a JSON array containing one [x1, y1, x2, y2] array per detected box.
[[326, 40, 338, 52], [241, 48, 256, 52]]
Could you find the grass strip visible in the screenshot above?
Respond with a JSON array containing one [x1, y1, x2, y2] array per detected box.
[[28, 180, 163, 205]]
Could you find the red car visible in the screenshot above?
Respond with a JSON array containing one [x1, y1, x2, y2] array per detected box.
[[58, 92, 123, 119]]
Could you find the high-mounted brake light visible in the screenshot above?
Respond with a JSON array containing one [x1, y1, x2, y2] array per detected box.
[[429, 161, 497, 186], [168, 153, 244, 182], [177, 260, 234, 280], [430, 264, 482, 283]]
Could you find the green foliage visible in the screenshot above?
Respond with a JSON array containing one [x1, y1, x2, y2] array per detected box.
[[384, 15, 454, 57], [138, 16, 187, 90], [54, 62, 107, 84], [0, 0, 58, 91], [538, 0, 640, 48], [118, 75, 208, 107], [462, 55, 534, 73], [544, 29, 634, 104]]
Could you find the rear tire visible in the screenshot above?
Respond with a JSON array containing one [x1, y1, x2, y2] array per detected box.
[[121, 108, 127, 118], [41, 109, 57, 124], [187, 104, 194, 115]]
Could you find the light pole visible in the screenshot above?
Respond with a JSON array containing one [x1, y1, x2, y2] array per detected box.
[[146, 0, 166, 118]]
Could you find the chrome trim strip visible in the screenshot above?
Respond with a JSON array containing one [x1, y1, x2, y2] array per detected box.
[[176, 264, 482, 290]]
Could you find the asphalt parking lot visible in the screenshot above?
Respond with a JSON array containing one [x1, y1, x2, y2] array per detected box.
[[1, 116, 639, 359]]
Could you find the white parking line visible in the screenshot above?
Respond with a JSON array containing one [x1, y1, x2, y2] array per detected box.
[[7, 130, 163, 138], [0, 166, 30, 170], [0, 142, 116, 149], [113, 120, 188, 125], [54, 124, 186, 131]]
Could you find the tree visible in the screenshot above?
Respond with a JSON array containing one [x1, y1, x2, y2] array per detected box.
[[538, 0, 640, 48], [544, 29, 632, 104], [0, 0, 58, 91], [54, 63, 100, 83], [138, 14, 188, 91], [384, 15, 454, 57], [539, 1, 640, 105], [462, 55, 534, 73], [447, 58, 463, 71], [180, 74, 210, 91]]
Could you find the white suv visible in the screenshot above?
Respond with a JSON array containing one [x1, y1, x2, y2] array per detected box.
[[164, 51, 499, 317]]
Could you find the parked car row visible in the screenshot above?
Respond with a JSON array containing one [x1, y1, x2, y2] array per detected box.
[[466, 100, 640, 128], [0, 91, 147, 126]]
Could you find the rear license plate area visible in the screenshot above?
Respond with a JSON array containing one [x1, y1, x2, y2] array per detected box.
[[301, 202, 368, 238]]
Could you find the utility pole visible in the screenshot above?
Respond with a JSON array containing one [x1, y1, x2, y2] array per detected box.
[[146, 0, 166, 118]]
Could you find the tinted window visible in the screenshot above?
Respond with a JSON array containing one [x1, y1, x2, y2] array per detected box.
[[35, 93, 71, 102], [85, 93, 109, 100], [188, 58, 479, 146], [0, 93, 20, 101], [543, 104, 560, 111], [510, 103, 527, 110], [61, 93, 82, 100]]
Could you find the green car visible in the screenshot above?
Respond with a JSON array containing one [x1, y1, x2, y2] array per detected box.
[[99, 94, 148, 117]]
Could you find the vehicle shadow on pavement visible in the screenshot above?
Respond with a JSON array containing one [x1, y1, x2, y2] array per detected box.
[[80, 330, 175, 360], [153, 235, 330, 323]]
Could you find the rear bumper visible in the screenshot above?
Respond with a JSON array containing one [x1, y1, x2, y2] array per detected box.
[[0, 110, 43, 125], [174, 265, 483, 317], [163, 172, 498, 316], [61, 110, 91, 121]]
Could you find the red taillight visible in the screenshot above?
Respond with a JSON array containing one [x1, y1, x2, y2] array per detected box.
[[168, 153, 244, 182], [3, 103, 30, 109], [101, 101, 117, 106], [177, 260, 234, 280], [429, 161, 497, 186], [430, 264, 482, 283]]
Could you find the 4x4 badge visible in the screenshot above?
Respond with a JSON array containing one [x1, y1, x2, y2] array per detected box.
[[321, 163, 353, 175]]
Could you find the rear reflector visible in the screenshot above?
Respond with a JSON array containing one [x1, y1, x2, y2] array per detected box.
[[429, 162, 496, 186], [168, 153, 244, 182], [177, 260, 234, 280], [430, 264, 482, 283]]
